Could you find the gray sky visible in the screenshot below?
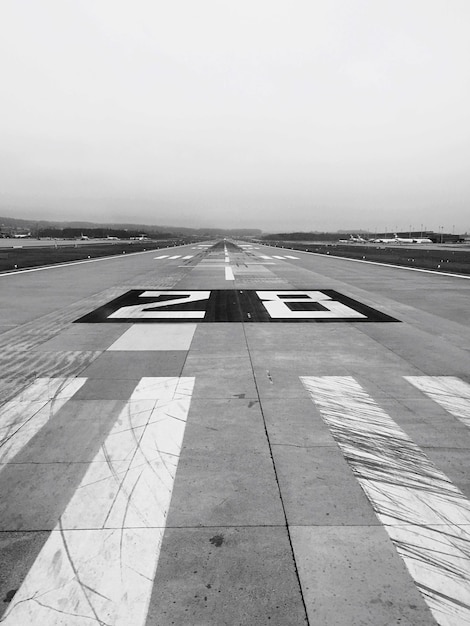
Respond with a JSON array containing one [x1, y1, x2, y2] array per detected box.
[[1, 0, 469, 232]]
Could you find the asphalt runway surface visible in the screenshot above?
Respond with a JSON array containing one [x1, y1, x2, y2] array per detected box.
[[0, 240, 469, 625]]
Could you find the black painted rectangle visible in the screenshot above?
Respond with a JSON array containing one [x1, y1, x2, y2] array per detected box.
[[75, 290, 399, 323]]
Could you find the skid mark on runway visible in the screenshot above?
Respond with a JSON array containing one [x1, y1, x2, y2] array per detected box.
[[0, 378, 87, 464], [0, 351, 98, 380], [0, 253, 197, 354], [1, 377, 195, 625], [0, 287, 125, 352], [0, 261, 196, 405], [0, 286, 125, 403], [405, 377, 470, 428], [123, 265, 195, 289], [301, 376, 470, 626], [0, 352, 100, 406]]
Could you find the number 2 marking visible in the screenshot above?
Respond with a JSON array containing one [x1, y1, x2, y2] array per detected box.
[[108, 291, 211, 319]]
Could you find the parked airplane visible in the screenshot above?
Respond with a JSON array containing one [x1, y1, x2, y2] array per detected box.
[[371, 235, 398, 243], [393, 234, 433, 244], [342, 233, 433, 244], [339, 234, 368, 243], [372, 234, 433, 244]]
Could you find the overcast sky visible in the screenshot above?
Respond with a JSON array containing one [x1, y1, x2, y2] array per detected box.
[[1, 1, 469, 232]]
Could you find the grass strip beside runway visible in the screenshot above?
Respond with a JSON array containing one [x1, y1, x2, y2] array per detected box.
[[267, 241, 470, 275], [0, 240, 183, 272]]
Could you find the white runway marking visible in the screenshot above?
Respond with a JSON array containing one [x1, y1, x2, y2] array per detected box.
[[0, 377, 87, 464], [108, 291, 210, 320], [2, 377, 195, 626], [167, 255, 181, 259], [301, 376, 470, 626], [225, 266, 235, 280], [405, 376, 470, 428], [182, 255, 193, 259], [258, 254, 299, 260], [153, 255, 169, 259], [112, 310, 205, 319], [256, 291, 366, 319], [108, 323, 197, 351]]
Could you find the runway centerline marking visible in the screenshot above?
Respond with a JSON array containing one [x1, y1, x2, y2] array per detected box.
[[301, 375, 470, 626], [225, 266, 235, 281]]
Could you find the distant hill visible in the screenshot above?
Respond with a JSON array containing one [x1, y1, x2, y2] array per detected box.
[[262, 231, 340, 241], [0, 216, 262, 238]]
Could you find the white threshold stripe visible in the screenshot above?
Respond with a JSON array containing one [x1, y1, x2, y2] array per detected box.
[[225, 266, 235, 280], [0, 377, 87, 464], [2, 376, 195, 626], [153, 255, 169, 259], [182, 255, 193, 259], [301, 376, 470, 626], [272, 255, 285, 259], [259, 255, 272, 259], [284, 255, 299, 259], [167, 255, 181, 259], [405, 377, 470, 428]]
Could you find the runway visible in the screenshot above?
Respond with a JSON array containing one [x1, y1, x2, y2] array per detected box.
[[1, 240, 470, 625]]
